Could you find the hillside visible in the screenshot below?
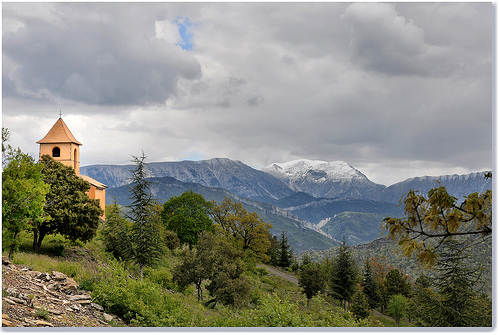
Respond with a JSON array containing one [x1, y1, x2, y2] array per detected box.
[[107, 177, 338, 253], [301, 236, 493, 295], [2, 257, 125, 327]]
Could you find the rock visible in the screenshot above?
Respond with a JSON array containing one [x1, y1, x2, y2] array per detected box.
[[8, 296, 27, 305], [91, 303, 104, 311], [47, 308, 63, 315], [77, 300, 92, 305], [2, 319, 14, 327], [70, 304, 80, 311], [35, 273, 51, 281], [2, 257, 11, 266], [28, 270, 42, 278], [3, 298, 16, 305], [61, 278, 79, 293], [51, 271, 67, 281], [47, 282, 61, 291], [103, 313, 113, 322], [68, 294, 91, 301], [35, 320, 54, 327]]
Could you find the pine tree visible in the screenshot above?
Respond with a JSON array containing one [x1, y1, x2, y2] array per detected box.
[[362, 260, 380, 310], [277, 230, 293, 269], [329, 237, 359, 311], [127, 152, 162, 280], [430, 239, 490, 327], [350, 287, 371, 320]]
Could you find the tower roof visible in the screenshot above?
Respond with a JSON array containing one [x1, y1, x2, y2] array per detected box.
[[36, 117, 82, 145]]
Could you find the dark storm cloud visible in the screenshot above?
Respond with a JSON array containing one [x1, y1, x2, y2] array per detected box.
[[2, 2, 492, 185], [342, 3, 456, 76], [3, 3, 201, 107]]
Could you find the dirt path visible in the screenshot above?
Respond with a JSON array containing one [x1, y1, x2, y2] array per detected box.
[[259, 265, 298, 285]]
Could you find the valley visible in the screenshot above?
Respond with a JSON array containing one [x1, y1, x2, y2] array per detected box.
[[81, 158, 491, 253]]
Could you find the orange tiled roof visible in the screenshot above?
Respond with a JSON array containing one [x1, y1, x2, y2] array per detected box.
[[80, 175, 108, 189], [36, 118, 82, 145]]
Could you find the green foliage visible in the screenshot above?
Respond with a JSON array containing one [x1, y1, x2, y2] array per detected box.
[[384, 269, 411, 298], [35, 306, 50, 320], [428, 239, 491, 327], [350, 288, 371, 320], [382, 180, 492, 269], [90, 259, 197, 327], [298, 263, 325, 305], [126, 152, 163, 280], [2, 149, 49, 260], [211, 197, 272, 263], [37, 155, 103, 252], [362, 261, 381, 309], [102, 200, 133, 261], [161, 191, 214, 248], [172, 247, 207, 300], [387, 294, 408, 325], [328, 238, 359, 310], [199, 232, 252, 307], [277, 230, 293, 269], [164, 230, 180, 251]]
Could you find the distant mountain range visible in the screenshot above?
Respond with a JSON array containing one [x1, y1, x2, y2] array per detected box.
[[81, 158, 491, 251]]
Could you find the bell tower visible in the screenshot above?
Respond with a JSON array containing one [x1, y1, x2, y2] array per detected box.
[[37, 117, 82, 175]]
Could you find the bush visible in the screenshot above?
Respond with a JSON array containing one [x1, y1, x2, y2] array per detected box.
[[90, 259, 198, 327]]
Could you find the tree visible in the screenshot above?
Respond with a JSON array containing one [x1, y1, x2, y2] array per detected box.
[[329, 238, 359, 311], [277, 230, 293, 269], [126, 152, 163, 280], [384, 269, 411, 298], [211, 197, 272, 262], [350, 287, 371, 320], [198, 232, 251, 307], [172, 247, 207, 301], [382, 179, 492, 269], [2, 150, 49, 260], [266, 231, 280, 266], [387, 294, 408, 325], [35, 155, 102, 253], [298, 262, 325, 306], [429, 239, 491, 327], [101, 200, 133, 261], [161, 191, 214, 249], [362, 261, 381, 310]]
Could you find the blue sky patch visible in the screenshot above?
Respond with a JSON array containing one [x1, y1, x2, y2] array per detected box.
[[175, 17, 193, 51]]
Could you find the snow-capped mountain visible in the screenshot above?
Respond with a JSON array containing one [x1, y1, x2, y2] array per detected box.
[[80, 158, 294, 202], [262, 159, 385, 200]]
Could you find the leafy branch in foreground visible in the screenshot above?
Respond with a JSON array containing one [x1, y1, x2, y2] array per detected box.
[[381, 174, 492, 269]]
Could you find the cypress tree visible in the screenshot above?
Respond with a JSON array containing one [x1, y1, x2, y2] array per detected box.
[[127, 152, 162, 280]]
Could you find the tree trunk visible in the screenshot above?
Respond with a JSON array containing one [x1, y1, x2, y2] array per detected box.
[[33, 229, 46, 254], [8, 231, 19, 261]]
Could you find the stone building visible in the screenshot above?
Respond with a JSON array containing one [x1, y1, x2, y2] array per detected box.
[[37, 117, 107, 218]]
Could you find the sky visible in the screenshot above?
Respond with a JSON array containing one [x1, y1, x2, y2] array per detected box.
[[2, 2, 493, 186]]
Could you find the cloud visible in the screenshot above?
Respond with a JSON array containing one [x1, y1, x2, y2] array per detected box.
[[2, 3, 492, 186], [342, 3, 454, 76], [2, 3, 202, 107]]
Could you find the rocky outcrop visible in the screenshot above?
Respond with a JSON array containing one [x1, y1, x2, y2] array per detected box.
[[1, 257, 125, 327]]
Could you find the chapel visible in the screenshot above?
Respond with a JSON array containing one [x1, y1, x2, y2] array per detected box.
[[37, 117, 107, 218]]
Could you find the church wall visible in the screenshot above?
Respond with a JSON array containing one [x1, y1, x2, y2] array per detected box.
[[39, 142, 80, 175]]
